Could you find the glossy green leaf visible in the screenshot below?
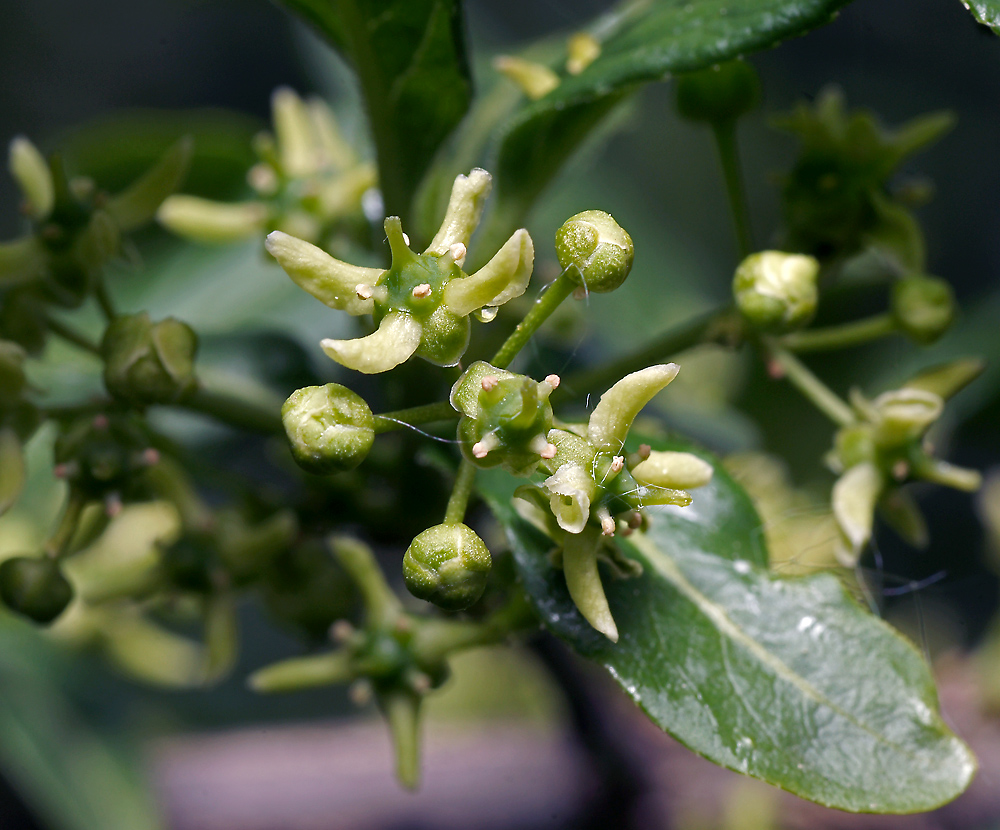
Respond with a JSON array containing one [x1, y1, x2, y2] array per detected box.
[[485, 0, 853, 244], [480, 436, 975, 813], [0, 429, 25, 517], [960, 1, 1000, 32], [276, 0, 473, 224]]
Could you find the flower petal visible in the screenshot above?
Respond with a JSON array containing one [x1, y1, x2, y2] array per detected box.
[[320, 312, 421, 374], [630, 450, 713, 491], [423, 169, 492, 256], [832, 462, 883, 567], [266, 231, 382, 316], [587, 364, 679, 453], [158, 196, 267, 244], [544, 462, 596, 535], [562, 527, 618, 642], [443, 229, 534, 316]]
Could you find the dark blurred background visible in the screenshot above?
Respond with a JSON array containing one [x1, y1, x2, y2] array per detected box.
[[1, 1, 999, 828]]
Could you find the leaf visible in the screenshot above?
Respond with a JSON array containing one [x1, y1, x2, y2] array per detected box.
[[0, 429, 26, 516], [960, 1, 1000, 32], [485, 0, 853, 245], [276, 0, 473, 224], [480, 435, 976, 813]]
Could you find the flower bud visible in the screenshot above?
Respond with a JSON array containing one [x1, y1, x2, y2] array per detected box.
[[630, 450, 713, 490], [675, 60, 760, 125], [555, 210, 634, 293], [733, 251, 819, 333], [493, 56, 560, 100], [402, 523, 492, 611], [282, 384, 374, 474], [101, 312, 198, 405], [0, 555, 74, 624], [891, 275, 955, 344], [54, 414, 151, 499]]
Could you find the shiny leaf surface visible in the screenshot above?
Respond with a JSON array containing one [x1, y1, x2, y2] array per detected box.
[[960, 1, 1000, 32], [487, 0, 854, 242], [481, 436, 975, 813]]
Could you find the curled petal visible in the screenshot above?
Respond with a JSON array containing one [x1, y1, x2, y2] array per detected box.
[[306, 98, 357, 170], [544, 462, 596, 535], [443, 229, 534, 316], [832, 462, 883, 567], [0, 236, 45, 285], [424, 169, 492, 256], [320, 312, 422, 374], [630, 451, 713, 491], [493, 56, 560, 100], [588, 364, 679, 453], [915, 458, 982, 493], [158, 196, 267, 243], [562, 527, 618, 642], [266, 231, 382, 315]]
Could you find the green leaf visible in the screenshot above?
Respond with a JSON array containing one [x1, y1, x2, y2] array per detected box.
[[480, 435, 975, 813], [0, 429, 25, 516], [276, 0, 473, 224], [960, 1, 1000, 33], [485, 0, 853, 245]]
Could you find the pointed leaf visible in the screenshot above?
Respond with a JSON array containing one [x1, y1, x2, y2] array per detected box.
[[275, 0, 473, 223], [960, 1, 1000, 33], [481, 435, 974, 813], [486, 0, 852, 245]]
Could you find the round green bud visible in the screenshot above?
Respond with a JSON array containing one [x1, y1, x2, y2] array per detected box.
[[733, 251, 819, 333], [555, 210, 634, 293], [282, 384, 375, 475], [0, 556, 74, 624], [675, 60, 760, 124], [402, 523, 491, 611], [891, 275, 955, 345], [101, 312, 198, 405], [54, 414, 151, 499]]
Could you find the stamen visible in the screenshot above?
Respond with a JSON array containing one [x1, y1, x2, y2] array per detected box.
[[481, 375, 499, 391], [892, 460, 909, 481], [356, 283, 373, 300], [402, 232, 411, 246], [412, 283, 432, 299], [544, 374, 561, 389], [472, 432, 500, 458], [610, 455, 625, 473], [330, 620, 355, 643], [449, 242, 467, 266], [541, 443, 557, 459], [637, 444, 652, 460]]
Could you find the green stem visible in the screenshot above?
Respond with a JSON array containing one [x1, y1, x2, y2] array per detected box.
[[559, 307, 730, 399], [94, 278, 117, 322], [443, 459, 477, 525], [372, 401, 458, 434], [490, 271, 577, 369], [182, 383, 283, 435], [712, 120, 753, 259], [45, 491, 86, 559], [44, 315, 101, 356], [380, 689, 422, 789], [779, 313, 898, 353], [765, 342, 854, 427]]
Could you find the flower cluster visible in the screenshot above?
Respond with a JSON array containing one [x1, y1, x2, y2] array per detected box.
[[158, 88, 375, 247], [267, 168, 533, 373]]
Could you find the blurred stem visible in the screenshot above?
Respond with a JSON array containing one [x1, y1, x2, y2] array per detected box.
[[559, 306, 732, 399], [490, 270, 577, 369], [372, 401, 457, 434], [94, 277, 116, 322], [779, 313, 897, 352], [443, 459, 477, 524], [765, 341, 854, 426], [712, 120, 753, 259], [45, 491, 86, 559], [44, 315, 101, 356], [181, 383, 282, 435]]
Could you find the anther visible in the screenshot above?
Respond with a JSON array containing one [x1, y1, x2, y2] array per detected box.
[[472, 432, 500, 459], [412, 283, 432, 299], [330, 619, 355, 643], [356, 283, 373, 300], [637, 444, 652, 460], [142, 448, 160, 467], [349, 680, 373, 707], [892, 460, 910, 481], [610, 455, 625, 473], [540, 443, 557, 459], [481, 375, 499, 391], [544, 374, 561, 389], [402, 232, 411, 246], [449, 242, 467, 266], [92, 414, 109, 430]]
